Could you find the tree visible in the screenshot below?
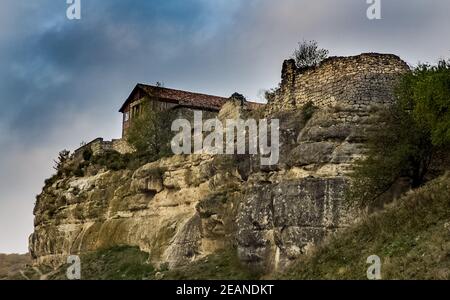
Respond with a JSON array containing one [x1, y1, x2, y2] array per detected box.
[[53, 150, 70, 171], [292, 40, 329, 69], [126, 102, 175, 159], [230, 92, 247, 106], [399, 61, 450, 147], [348, 60, 450, 207], [264, 88, 279, 103]]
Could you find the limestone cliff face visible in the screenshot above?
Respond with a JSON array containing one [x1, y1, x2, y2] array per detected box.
[[235, 53, 409, 271], [236, 107, 369, 271], [30, 154, 242, 268], [30, 53, 410, 273]]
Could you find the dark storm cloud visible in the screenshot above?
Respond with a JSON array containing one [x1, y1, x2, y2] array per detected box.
[[2, 0, 240, 143], [1, 0, 450, 253]]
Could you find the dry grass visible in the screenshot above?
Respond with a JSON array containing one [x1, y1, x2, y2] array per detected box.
[[0, 253, 31, 279]]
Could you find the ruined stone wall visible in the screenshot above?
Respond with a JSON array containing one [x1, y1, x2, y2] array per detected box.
[[268, 53, 410, 113], [73, 138, 134, 162]]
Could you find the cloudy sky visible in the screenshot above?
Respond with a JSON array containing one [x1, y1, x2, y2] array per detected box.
[[1, 0, 449, 254]]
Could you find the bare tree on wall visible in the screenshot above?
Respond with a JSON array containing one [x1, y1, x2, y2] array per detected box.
[[292, 40, 329, 69]]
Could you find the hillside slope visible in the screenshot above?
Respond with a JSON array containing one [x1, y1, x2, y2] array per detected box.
[[279, 173, 450, 280], [0, 254, 31, 280]]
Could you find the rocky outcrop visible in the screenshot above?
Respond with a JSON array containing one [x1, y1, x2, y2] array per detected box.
[[30, 53, 410, 273], [30, 154, 242, 269], [233, 53, 409, 272], [235, 104, 375, 271]]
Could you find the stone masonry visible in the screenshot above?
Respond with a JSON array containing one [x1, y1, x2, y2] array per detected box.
[[267, 53, 410, 113]]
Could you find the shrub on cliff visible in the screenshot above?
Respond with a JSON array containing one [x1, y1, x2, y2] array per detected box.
[[398, 60, 450, 147], [53, 149, 70, 171], [292, 40, 329, 69], [348, 60, 450, 207]]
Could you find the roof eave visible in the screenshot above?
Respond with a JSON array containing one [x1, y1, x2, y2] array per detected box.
[[119, 84, 146, 113]]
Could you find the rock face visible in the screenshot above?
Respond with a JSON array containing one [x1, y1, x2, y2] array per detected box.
[[234, 53, 409, 271], [30, 154, 242, 269], [237, 178, 348, 271], [30, 53, 410, 273], [236, 106, 367, 271]]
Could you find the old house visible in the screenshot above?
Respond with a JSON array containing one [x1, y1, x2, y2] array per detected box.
[[73, 84, 263, 158], [119, 84, 263, 137]]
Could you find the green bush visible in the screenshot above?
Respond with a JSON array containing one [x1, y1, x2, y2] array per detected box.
[[126, 102, 176, 159], [48, 246, 155, 280], [82, 148, 93, 161], [397, 60, 450, 147], [90, 150, 162, 172], [44, 174, 59, 187], [91, 150, 125, 170], [347, 60, 450, 207]]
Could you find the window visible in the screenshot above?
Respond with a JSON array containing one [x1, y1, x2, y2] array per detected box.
[[124, 112, 129, 122]]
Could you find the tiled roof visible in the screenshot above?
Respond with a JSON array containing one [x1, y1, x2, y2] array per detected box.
[[119, 84, 264, 112]]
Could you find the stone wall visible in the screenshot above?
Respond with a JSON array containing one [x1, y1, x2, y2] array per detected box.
[[268, 53, 410, 113], [73, 138, 134, 160]]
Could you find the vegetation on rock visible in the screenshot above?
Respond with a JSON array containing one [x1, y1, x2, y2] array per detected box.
[[126, 102, 175, 159]]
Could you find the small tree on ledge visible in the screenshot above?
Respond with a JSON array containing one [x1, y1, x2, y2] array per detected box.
[[53, 150, 70, 171], [126, 103, 174, 160]]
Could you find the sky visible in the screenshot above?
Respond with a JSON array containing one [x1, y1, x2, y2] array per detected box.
[[1, 0, 450, 254]]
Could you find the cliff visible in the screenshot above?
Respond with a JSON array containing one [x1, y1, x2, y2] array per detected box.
[[278, 173, 450, 280], [29, 53, 411, 275]]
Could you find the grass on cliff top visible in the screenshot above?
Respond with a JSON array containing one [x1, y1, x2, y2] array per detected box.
[[278, 173, 450, 280]]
